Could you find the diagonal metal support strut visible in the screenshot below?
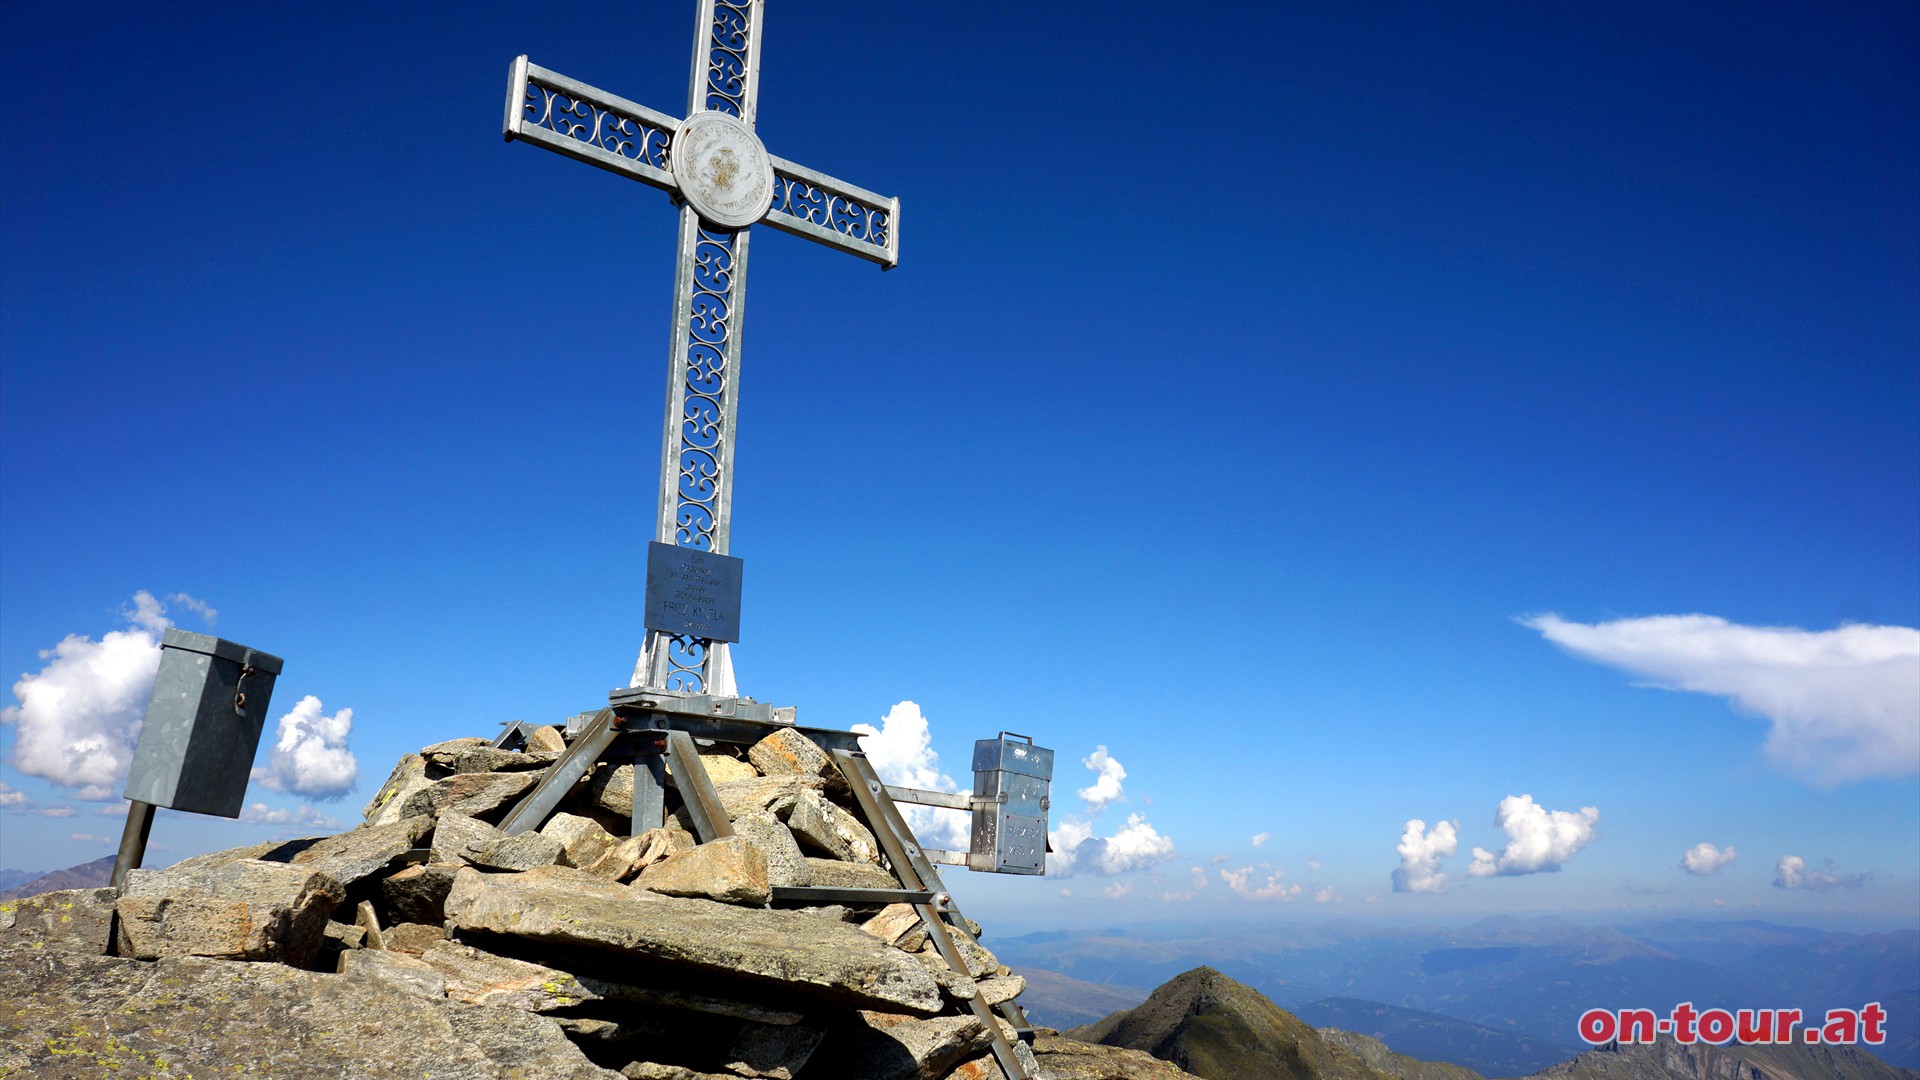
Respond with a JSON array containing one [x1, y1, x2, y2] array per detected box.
[[832, 749, 1033, 1080]]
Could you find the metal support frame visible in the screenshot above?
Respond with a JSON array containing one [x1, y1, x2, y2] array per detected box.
[[769, 885, 937, 906], [632, 731, 669, 835], [665, 729, 735, 842], [490, 703, 1037, 1080], [833, 749, 1033, 1080], [497, 709, 617, 835]]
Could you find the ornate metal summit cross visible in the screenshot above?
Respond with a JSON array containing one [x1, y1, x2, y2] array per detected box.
[[503, 0, 898, 697]]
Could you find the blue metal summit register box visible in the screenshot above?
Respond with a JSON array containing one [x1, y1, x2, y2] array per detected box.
[[123, 629, 283, 818]]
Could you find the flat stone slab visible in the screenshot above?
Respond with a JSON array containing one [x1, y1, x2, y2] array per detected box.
[[421, 938, 599, 1012], [0, 943, 620, 1079], [339, 948, 447, 998], [443, 866, 941, 1014], [401, 771, 539, 821], [289, 815, 434, 886], [1028, 1034, 1202, 1078]]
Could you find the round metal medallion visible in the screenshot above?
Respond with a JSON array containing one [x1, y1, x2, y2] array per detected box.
[[670, 111, 774, 230]]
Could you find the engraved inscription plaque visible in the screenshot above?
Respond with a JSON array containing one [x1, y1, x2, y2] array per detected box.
[[670, 111, 775, 229], [644, 541, 744, 642]]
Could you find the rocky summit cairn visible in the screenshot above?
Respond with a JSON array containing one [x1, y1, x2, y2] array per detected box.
[[0, 727, 1143, 1079]]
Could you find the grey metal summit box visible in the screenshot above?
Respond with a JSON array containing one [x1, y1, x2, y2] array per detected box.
[[968, 733, 1053, 875], [123, 629, 283, 818]]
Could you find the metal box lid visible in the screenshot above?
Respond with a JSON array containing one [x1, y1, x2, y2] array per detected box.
[[971, 733, 1053, 779], [161, 628, 284, 675]]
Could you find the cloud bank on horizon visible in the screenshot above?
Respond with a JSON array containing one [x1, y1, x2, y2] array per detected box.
[[1523, 613, 1920, 785], [1774, 854, 1869, 892]]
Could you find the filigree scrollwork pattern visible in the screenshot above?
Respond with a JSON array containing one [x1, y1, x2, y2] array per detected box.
[[673, 227, 737, 551], [664, 634, 707, 692], [523, 78, 672, 171], [770, 171, 892, 248], [703, 0, 754, 117]]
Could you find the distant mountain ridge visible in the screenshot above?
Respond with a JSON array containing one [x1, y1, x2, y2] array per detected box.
[[1536, 1037, 1920, 1080], [1295, 996, 1579, 1076], [1068, 966, 1916, 1080], [1069, 965, 1456, 1080], [0, 869, 41, 894], [995, 916, 1918, 1070], [0, 855, 114, 900]]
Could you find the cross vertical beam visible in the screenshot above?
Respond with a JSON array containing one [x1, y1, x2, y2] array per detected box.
[[502, 0, 897, 698]]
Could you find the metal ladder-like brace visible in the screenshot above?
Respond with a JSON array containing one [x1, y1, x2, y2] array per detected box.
[[833, 748, 1034, 1080]]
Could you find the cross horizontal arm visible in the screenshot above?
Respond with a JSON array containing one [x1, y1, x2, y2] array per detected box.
[[504, 57, 680, 195], [504, 56, 900, 269], [764, 156, 900, 269]]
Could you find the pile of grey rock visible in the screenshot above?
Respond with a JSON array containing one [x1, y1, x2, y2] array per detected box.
[[0, 726, 1106, 1080]]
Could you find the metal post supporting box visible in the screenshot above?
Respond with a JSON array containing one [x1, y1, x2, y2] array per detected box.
[[968, 733, 1053, 875], [123, 629, 284, 818]]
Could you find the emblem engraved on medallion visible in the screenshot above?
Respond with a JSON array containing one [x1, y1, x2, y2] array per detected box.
[[671, 111, 774, 229]]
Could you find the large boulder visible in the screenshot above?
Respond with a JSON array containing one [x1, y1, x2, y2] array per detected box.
[[730, 811, 813, 888], [363, 753, 431, 827], [115, 858, 345, 966], [711, 776, 824, 818], [443, 865, 942, 1014], [635, 836, 770, 906], [784, 789, 881, 864], [806, 1010, 995, 1080], [0, 888, 118, 954], [543, 811, 619, 869], [0, 943, 620, 1078], [382, 863, 459, 924]]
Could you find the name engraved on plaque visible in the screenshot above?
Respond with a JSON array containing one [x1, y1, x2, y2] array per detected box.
[[643, 542, 743, 642]]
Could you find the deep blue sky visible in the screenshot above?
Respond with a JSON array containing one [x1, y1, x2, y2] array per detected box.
[[2, 2, 1915, 928]]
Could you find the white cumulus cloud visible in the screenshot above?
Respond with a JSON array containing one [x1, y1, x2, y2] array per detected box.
[[1467, 794, 1599, 877], [251, 696, 359, 800], [1773, 854, 1868, 891], [853, 701, 969, 850], [1050, 812, 1176, 877], [0, 782, 27, 808], [1681, 842, 1737, 877], [1078, 746, 1127, 813], [238, 802, 343, 829], [1221, 865, 1302, 901], [1314, 886, 1336, 903], [1, 592, 178, 791], [1251, 832, 1271, 848], [166, 593, 218, 626], [1392, 818, 1458, 894], [1523, 613, 1920, 785]]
